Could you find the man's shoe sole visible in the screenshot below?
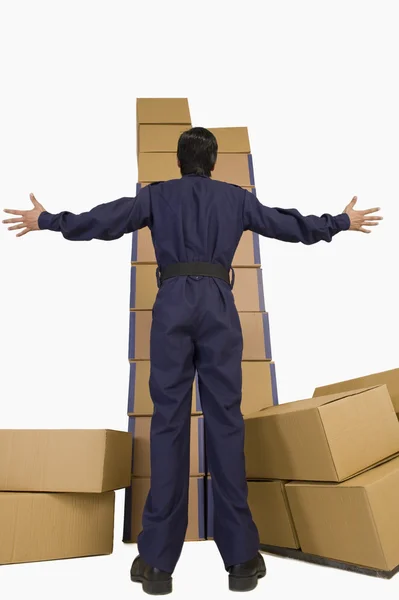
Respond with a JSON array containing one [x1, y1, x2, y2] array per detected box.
[[229, 567, 266, 592], [131, 573, 173, 596]]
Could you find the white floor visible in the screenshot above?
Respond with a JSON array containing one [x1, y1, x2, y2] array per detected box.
[[2, 538, 399, 600]]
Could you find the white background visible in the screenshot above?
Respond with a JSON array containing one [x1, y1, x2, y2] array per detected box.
[[1, 0, 398, 598]]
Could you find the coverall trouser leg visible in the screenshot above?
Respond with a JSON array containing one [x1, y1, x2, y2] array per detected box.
[[195, 279, 260, 568], [137, 285, 195, 573]]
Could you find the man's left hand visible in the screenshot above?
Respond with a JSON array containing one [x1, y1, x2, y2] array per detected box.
[[3, 193, 46, 237]]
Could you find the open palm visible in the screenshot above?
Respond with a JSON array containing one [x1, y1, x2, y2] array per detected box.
[[343, 196, 382, 233], [3, 193, 46, 237]]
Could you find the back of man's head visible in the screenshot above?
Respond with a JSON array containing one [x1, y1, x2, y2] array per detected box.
[[177, 127, 218, 177]]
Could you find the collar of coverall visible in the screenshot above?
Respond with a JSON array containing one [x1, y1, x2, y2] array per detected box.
[[182, 173, 210, 178]]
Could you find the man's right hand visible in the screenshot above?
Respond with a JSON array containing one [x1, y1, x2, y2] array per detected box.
[[343, 196, 383, 233]]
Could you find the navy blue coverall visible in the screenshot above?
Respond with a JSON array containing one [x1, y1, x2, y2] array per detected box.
[[39, 175, 350, 573]]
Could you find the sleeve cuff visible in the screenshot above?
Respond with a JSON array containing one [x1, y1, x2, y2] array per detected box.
[[38, 211, 55, 230], [334, 213, 351, 232]]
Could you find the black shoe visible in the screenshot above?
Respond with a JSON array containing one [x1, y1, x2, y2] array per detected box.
[[130, 555, 172, 595], [228, 552, 266, 592]]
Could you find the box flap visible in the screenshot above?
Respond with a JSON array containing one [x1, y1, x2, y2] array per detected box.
[[244, 385, 384, 420], [313, 368, 399, 413]]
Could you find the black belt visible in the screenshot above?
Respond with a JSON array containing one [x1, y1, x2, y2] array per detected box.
[[157, 262, 234, 288]]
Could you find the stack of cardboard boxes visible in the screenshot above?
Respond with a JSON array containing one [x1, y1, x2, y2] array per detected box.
[[123, 98, 278, 543], [124, 98, 206, 543], [208, 375, 399, 574], [0, 429, 132, 565]]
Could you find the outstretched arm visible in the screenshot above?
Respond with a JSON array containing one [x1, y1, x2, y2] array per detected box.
[[3, 187, 152, 240], [243, 191, 381, 244]]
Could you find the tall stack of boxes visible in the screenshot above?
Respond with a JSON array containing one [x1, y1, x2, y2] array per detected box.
[[124, 98, 206, 543], [123, 98, 279, 543], [0, 429, 132, 565]]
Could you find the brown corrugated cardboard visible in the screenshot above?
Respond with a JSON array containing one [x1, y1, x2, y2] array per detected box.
[[129, 311, 271, 361], [233, 231, 261, 267], [208, 127, 250, 153], [244, 385, 399, 482], [214, 154, 253, 186], [314, 367, 399, 413], [124, 477, 205, 543], [0, 430, 132, 493], [139, 124, 191, 153], [138, 153, 252, 186], [206, 477, 298, 547], [130, 265, 265, 312], [138, 153, 179, 182], [137, 98, 191, 125], [242, 362, 277, 414], [0, 491, 114, 564], [286, 456, 399, 571], [129, 416, 205, 476], [248, 481, 299, 548], [240, 313, 272, 360], [128, 361, 200, 415], [128, 360, 275, 416], [131, 227, 261, 267]]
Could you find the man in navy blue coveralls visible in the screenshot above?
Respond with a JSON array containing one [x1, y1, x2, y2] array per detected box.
[[3, 127, 381, 594]]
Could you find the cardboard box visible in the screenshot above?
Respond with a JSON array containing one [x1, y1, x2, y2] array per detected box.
[[130, 265, 265, 312], [128, 360, 276, 417], [208, 127, 250, 153], [128, 416, 205, 477], [213, 154, 254, 186], [233, 231, 261, 268], [286, 456, 399, 571], [314, 367, 399, 414], [239, 313, 272, 360], [0, 491, 114, 564], [131, 227, 261, 267], [0, 430, 132, 493], [128, 361, 201, 415], [123, 476, 205, 543], [244, 385, 399, 482], [137, 98, 191, 125], [138, 153, 254, 187], [206, 478, 299, 548], [139, 124, 191, 153], [129, 311, 271, 362], [241, 362, 278, 414]]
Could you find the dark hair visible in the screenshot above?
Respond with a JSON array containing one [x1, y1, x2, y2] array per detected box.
[[177, 127, 218, 177]]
